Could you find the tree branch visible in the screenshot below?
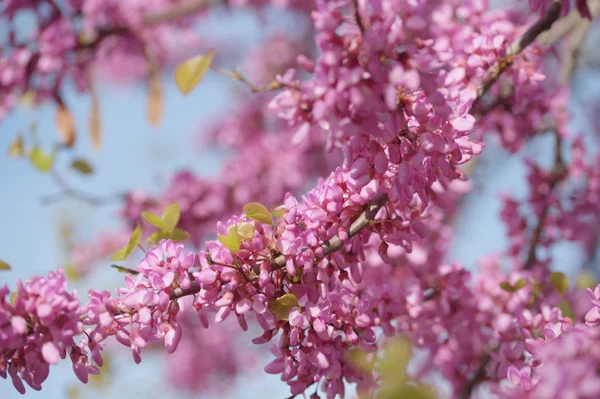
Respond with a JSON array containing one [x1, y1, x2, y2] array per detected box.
[[473, 0, 563, 107]]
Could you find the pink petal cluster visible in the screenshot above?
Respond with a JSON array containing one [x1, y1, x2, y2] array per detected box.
[[0, 270, 99, 393]]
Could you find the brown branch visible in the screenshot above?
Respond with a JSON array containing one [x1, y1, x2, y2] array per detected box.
[[270, 192, 389, 270], [352, 0, 365, 34], [473, 0, 563, 107]]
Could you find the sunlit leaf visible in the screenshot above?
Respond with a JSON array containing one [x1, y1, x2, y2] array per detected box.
[[268, 293, 299, 321], [174, 51, 215, 95], [70, 158, 94, 175], [148, 69, 162, 126], [111, 223, 142, 261], [271, 206, 285, 219], [20, 90, 36, 108], [56, 105, 76, 147], [89, 90, 102, 150], [243, 202, 273, 225], [576, 270, 596, 290], [558, 299, 575, 319], [29, 148, 55, 172], [0, 259, 11, 271], [161, 203, 181, 233], [499, 278, 526, 293], [218, 225, 241, 252], [170, 227, 190, 242], [8, 134, 24, 158], [236, 222, 255, 240], [142, 211, 167, 230], [64, 264, 82, 281], [550, 272, 569, 295]]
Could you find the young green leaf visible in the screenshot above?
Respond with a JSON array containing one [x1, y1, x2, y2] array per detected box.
[[499, 278, 526, 293], [218, 225, 241, 252], [29, 148, 55, 172], [550, 271, 569, 295], [111, 223, 142, 261], [268, 293, 299, 321], [142, 211, 168, 230], [70, 158, 94, 175], [243, 202, 274, 225], [170, 228, 190, 242], [8, 134, 24, 158], [174, 51, 215, 95], [236, 222, 255, 240], [0, 259, 11, 271], [271, 206, 285, 219], [161, 203, 181, 233]]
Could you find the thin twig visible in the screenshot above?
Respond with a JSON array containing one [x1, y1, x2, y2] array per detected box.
[[352, 0, 365, 34], [473, 0, 563, 107], [43, 168, 125, 206]]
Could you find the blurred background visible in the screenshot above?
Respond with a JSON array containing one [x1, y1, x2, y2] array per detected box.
[[1, 1, 600, 398]]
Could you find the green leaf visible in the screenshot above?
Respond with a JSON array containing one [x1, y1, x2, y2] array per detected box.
[[174, 51, 215, 95], [268, 293, 299, 321], [8, 134, 24, 158], [243, 202, 274, 225], [0, 259, 11, 271], [218, 225, 241, 252], [236, 222, 255, 240], [271, 206, 285, 219], [111, 223, 142, 261], [550, 272, 569, 295], [142, 211, 168, 230], [161, 203, 181, 233], [170, 228, 190, 242], [29, 148, 55, 172], [557, 299, 575, 319], [500, 278, 526, 293], [70, 158, 94, 175]]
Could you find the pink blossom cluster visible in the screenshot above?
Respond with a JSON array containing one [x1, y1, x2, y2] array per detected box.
[[5, 0, 600, 398], [0, 270, 99, 393]]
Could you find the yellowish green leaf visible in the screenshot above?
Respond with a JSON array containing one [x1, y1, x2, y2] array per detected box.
[[218, 225, 241, 252], [142, 211, 168, 230], [161, 203, 181, 233], [170, 228, 190, 242], [268, 293, 299, 321], [0, 259, 11, 271], [111, 223, 142, 261], [550, 272, 569, 295], [236, 222, 255, 240], [9, 291, 17, 305], [56, 105, 76, 147], [576, 270, 596, 290], [271, 206, 285, 219], [8, 134, 24, 158], [499, 278, 526, 293], [64, 264, 82, 281], [20, 90, 36, 108], [557, 299, 575, 319], [29, 148, 55, 172], [174, 51, 215, 95], [243, 202, 273, 225], [70, 158, 94, 175]]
